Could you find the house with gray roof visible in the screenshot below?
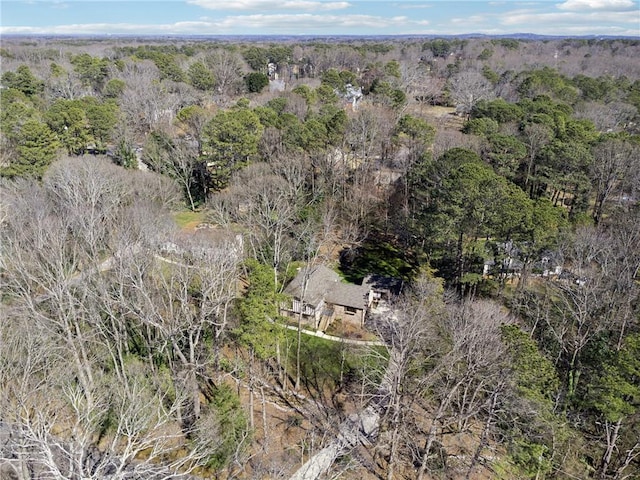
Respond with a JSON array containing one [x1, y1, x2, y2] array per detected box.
[[281, 264, 372, 331]]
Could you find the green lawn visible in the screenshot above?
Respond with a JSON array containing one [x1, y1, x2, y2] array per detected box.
[[284, 330, 389, 393], [173, 210, 206, 229]]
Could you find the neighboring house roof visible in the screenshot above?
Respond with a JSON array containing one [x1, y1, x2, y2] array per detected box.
[[326, 283, 369, 310], [284, 264, 369, 310]]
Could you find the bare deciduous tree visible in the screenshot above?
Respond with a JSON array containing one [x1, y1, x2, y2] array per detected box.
[[208, 160, 306, 286], [520, 122, 553, 190], [112, 232, 242, 431], [416, 299, 510, 479], [590, 137, 638, 224], [117, 60, 179, 135], [372, 274, 444, 480], [574, 101, 637, 133], [144, 137, 202, 211], [44, 155, 133, 261], [448, 69, 495, 117], [1, 158, 235, 479], [205, 49, 245, 96]]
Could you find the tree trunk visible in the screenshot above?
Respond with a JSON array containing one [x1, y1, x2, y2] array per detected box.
[[386, 387, 403, 480], [172, 339, 199, 431], [186, 184, 196, 211], [295, 313, 303, 391], [386, 419, 401, 480], [456, 229, 464, 287], [249, 350, 255, 430], [417, 382, 462, 480], [613, 441, 640, 480], [566, 349, 580, 402], [295, 267, 311, 391], [524, 153, 535, 189], [261, 386, 268, 453], [599, 418, 622, 479], [592, 193, 605, 224], [465, 387, 499, 480]]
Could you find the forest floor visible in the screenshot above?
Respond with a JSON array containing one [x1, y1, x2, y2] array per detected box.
[[233, 369, 383, 480], [227, 337, 500, 480], [410, 104, 465, 131]]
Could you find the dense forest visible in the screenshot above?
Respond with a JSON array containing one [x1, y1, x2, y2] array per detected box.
[[1, 36, 639, 480]]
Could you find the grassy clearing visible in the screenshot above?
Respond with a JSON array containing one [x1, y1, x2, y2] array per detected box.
[[284, 331, 389, 394], [173, 210, 206, 230]]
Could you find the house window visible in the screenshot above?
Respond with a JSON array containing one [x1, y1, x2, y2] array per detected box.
[[344, 306, 358, 315]]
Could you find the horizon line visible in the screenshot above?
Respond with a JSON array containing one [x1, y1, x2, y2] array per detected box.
[[2, 33, 639, 39]]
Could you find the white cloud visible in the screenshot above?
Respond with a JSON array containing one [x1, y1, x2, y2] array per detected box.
[[490, 6, 639, 36], [502, 8, 639, 25], [393, 3, 433, 9], [451, 14, 489, 25], [186, 0, 350, 11], [557, 0, 637, 11], [216, 13, 424, 29], [449, 15, 488, 27], [1, 25, 41, 33], [0, 13, 430, 35], [1, 23, 156, 35]]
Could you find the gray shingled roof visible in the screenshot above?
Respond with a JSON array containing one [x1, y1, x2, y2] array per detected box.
[[283, 265, 339, 306], [326, 282, 369, 309], [284, 264, 369, 310]]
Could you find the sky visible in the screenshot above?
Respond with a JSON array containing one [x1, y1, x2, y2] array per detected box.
[[1, 0, 639, 37]]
